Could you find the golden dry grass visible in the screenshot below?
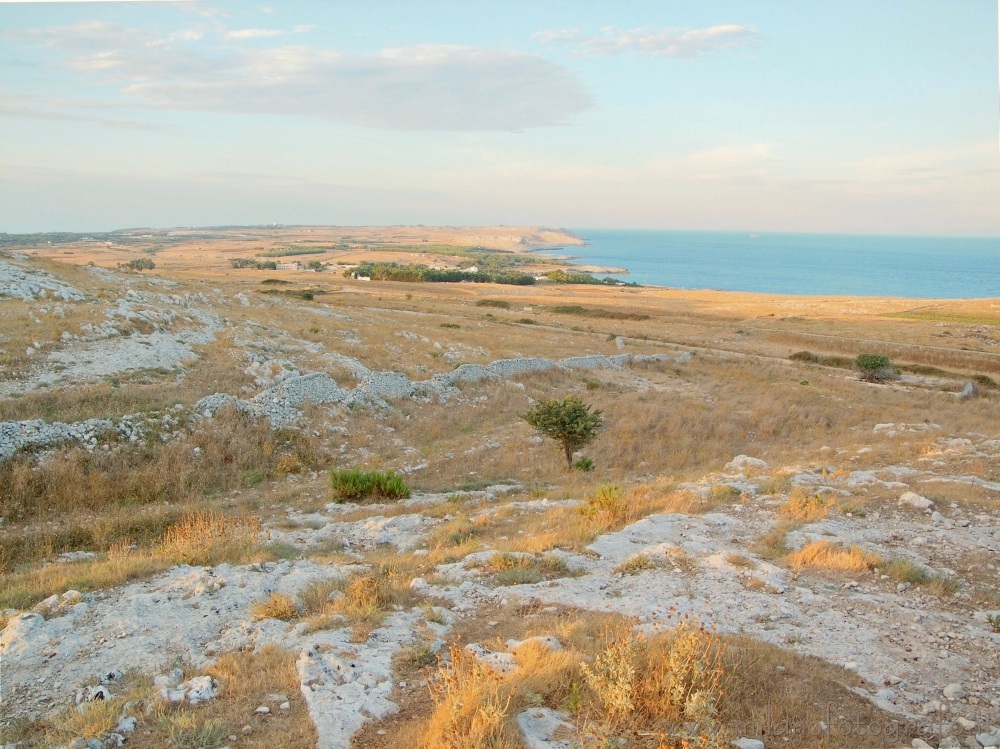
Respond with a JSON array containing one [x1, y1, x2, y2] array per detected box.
[[779, 487, 831, 521], [787, 540, 879, 573], [0, 509, 263, 610], [356, 609, 905, 749], [0, 407, 326, 571], [250, 592, 299, 622], [108, 645, 318, 749]]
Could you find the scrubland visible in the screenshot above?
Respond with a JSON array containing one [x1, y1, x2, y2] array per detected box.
[[1, 230, 998, 749]]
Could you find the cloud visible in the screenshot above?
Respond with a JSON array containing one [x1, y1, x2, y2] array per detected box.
[[224, 25, 315, 39], [225, 28, 286, 39], [18, 22, 592, 131], [0, 91, 161, 129], [535, 24, 760, 58]]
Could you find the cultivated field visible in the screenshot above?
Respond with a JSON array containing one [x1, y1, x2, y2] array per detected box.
[[1, 227, 998, 749]]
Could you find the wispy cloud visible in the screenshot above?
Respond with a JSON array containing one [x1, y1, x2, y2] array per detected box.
[[0, 92, 160, 130], [225, 24, 315, 39], [225, 28, 286, 39], [535, 24, 760, 58], [16, 22, 592, 131]]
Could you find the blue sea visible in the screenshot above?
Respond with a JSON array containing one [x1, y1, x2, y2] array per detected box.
[[558, 230, 999, 299]]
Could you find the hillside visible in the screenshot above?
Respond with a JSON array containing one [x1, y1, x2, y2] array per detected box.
[[1, 238, 998, 749]]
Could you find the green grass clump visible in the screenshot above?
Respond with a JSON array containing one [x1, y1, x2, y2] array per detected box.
[[329, 468, 411, 502]]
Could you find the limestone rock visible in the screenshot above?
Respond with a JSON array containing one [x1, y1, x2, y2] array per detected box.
[[943, 683, 966, 700], [725, 455, 769, 473], [900, 492, 934, 510], [732, 739, 766, 749]]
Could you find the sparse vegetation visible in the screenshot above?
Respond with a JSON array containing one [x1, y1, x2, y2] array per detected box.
[[4, 229, 999, 748], [612, 553, 658, 575], [478, 552, 574, 585], [549, 304, 650, 321], [256, 247, 326, 257]]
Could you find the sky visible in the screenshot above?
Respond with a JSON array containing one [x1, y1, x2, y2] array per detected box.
[[1, 0, 998, 235]]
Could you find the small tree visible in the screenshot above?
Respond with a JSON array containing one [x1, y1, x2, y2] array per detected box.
[[855, 353, 894, 383], [523, 395, 603, 469]]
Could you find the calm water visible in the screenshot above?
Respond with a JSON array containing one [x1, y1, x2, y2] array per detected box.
[[558, 230, 1000, 298]]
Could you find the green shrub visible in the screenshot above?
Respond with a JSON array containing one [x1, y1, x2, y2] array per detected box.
[[524, 395, 603, 469], [572, 457, 595, 472], [855, 353, 895, 383], [545, 269, 639, 287], [329, 468, 411, 502], [123, 258, 155, 271]]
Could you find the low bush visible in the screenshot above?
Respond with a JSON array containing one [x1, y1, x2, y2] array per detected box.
[[855, 353, 896, 383], [329, 468, 411, 502], [475, 299, 511, 309], [122, 258, 155, 271]]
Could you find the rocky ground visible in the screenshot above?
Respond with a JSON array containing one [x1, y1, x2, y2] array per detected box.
[[1, 251, 998, 749]]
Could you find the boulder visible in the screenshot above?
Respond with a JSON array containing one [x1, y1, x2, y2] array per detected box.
[[899, 492, 934, 510]]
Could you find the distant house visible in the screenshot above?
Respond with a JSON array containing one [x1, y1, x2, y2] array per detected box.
[[276, 262, 301, 271]]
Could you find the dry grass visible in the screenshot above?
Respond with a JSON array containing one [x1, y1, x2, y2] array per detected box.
[[612, 553, 659, 576], [751, 521, 800, 561], [477, 552, 574, 586], [250, 592, 300, 622], [327, 567, 417, 642], [0, 407, 326, 570], [780, 487, 831, 521], [359, 607, 905, 749], [0, 408, 322, 522], [121, 645, 318, 749], [418, 618, 725, 749], [0, 509, 263, 610], [6, 669, 153, 747], [787, 540, 879, 573], [45, 697, 129, 745]]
